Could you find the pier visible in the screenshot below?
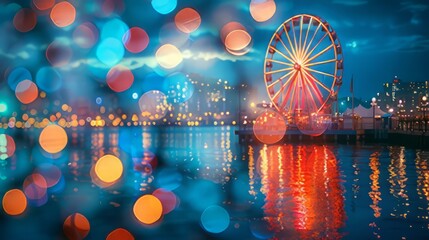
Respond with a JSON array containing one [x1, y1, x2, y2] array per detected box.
[[235, 128, 429, 149]]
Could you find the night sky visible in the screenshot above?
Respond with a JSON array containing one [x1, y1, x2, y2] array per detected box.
[[1, 0, 428, 109]]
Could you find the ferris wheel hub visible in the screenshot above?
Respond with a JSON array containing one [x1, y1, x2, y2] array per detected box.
[[294, 63, 301, 71]]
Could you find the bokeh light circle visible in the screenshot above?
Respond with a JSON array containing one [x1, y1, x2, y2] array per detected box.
[[0, 134, 16, 160], [39, 124, 68, 154], [2, 189, 27, 216], [23, 173, 48, 202], [101, 18, 129, 41], [123, 27, 149, 53], [36, 67, 63, 92], [155, 44, 183, 69], [7, 67, 32, 91], [200, 205, 230, 234], [151, 0, 177, 15], [106, 65, 134, 92], [133, 194, 163, 224], [253, 110, 287, 144], [35, 163, 62, 188], [138, 91, 169, 120], [94, 154, 123, 184], [96, 38, 125, 67], [13, 8, 37, 32], [175, 8, 201, 33], [295, 112, 332, 136], [50, 2, 76, 27], [46, 41, 72, 67], [225, 29, 252, 52], [249, 0, 276, 22], [153, 188, 177, 214], [73, 22, 99, 49], [220, 22, 245, 43], [33, 0, 55, 11], [163, 72, 194, 104], [63, 213, 90, 240], [106, 228, 134, 240], [15, 80, 38, 104]]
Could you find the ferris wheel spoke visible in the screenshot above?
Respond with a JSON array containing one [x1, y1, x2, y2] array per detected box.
[[265, 67, 294, 76], [267, 70, 295, 89], [305, 58, 337, 67], [302, 68, 332, 92], [302, 22, 322, 61], [300, 71, 319, 112], [266, 58, 294, 67], [282, 74, 299, 110], [291, 19, 300, 62], [272, 71, 297, 101], [302, 17, 313, 60], [269, 46, 295, 64], [288, 80, 299, 111], [277, 35, 298, 63], [304, 44, 334, 65], [303, 32, 328, 62], [301, 70, 324, 105], [303, 66, 335, 80], [298, 16, 304, 59], [283, 24, 299, 60]]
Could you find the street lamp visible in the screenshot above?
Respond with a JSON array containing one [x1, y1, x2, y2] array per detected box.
[[371, 97, 377, 130], [422, 96, 428, 132]]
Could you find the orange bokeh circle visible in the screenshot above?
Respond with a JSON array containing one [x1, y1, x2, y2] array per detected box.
[[15, 80, 38, 104], [224, 29, 252, 52], [63, 213, 90, 240], [106, 228, 134, 240], [133, 195, 163, 224], [50, 2, 76, 27], [39, 124, 68, 154], [249, 0, 276, 22], [2, 189, 27, 216], [175, 8, 201, 33], [220, 22, 245, 43], [33, 0, 55, 11], [253, 110, 287, 144]]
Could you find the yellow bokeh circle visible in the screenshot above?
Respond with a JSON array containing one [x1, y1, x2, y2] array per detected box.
[[133, 195, 163, 224], [95, 154, 123, 184]]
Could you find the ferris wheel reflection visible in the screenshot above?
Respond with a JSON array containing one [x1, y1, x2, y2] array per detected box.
[[252, 145, 346, 239]]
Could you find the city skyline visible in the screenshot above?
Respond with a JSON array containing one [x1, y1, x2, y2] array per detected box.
[[1, 0, 429, 110]]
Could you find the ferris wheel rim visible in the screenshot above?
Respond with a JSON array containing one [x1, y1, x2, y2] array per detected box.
[[263, 14, 343, 116]]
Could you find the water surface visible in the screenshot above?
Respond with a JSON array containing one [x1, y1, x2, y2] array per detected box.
[[1, 126, 429, 239]]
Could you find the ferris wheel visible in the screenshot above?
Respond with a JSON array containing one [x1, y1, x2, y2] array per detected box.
[[264, 14, 343, 117]]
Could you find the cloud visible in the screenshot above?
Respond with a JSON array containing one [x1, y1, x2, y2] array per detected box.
[[182, 49, 254, 62], [59, 56, 157, 71], [0, 49, 15, 59], [332, 0, 368, 6], [400, 1, 428, 12], [59, 48, 256, 72], [378, 35, 429, 53]]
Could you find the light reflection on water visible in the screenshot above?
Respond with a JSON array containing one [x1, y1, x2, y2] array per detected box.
[[249, 145, 345, 239], [0, 126, 429, 239]]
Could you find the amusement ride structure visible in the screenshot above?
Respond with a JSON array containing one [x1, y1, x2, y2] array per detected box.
[[263, 14, 343, 135]]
